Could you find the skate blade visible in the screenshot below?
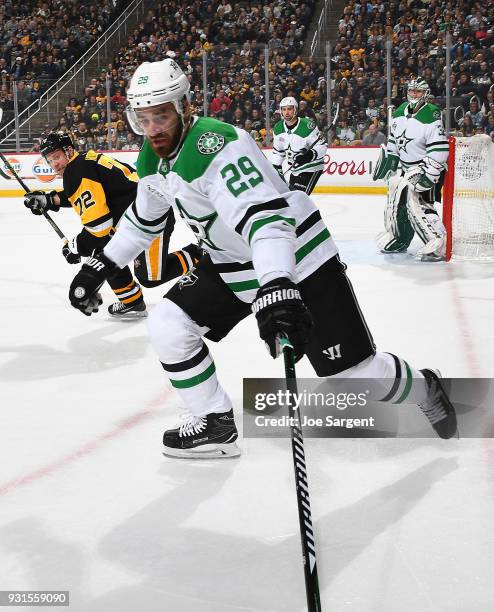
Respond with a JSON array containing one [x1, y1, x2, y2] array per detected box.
[[108, 311, 148, 320], [162, 442, 241, 459]]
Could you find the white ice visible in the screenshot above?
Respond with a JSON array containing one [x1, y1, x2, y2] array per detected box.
[[1, 193, 494, 611]]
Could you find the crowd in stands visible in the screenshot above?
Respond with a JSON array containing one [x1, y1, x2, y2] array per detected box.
[[0, 0, 125, 127], [328, 0, 494, 145], [36, 0, 316, 152], [5, 0, 494, 151]]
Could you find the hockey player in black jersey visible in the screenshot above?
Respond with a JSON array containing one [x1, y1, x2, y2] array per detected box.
[[24, 132, 202, 318]]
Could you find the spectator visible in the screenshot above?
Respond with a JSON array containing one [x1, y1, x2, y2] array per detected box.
[[362, 123, 387, 145]]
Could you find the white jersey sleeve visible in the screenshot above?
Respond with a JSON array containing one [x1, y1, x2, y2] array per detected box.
[[422, 118, 449, 182], [104, 174, 172, 268], [206, 130, 296, 284]]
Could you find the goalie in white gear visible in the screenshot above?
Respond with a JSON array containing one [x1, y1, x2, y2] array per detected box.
[[272, 96, 327, 194], [373, 77, 449, 261]]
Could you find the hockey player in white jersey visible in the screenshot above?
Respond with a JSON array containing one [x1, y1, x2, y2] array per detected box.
[[373, 77, 449, 260], [272, 97, 327, 194], [67, 59, 457, 457]]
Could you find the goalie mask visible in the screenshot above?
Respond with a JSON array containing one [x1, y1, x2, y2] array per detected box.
[[407, 77, 430, 112], [125, 58, 191, 158]]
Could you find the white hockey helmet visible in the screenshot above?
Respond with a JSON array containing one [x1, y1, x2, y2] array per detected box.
[[407, 77, 430, 110], [126, 58, 191, 135], [280, 96, 298, 112]]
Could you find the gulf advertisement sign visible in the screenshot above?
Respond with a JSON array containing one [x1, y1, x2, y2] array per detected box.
[[32, 157, 57, 182], [0, 157, 21, 180]]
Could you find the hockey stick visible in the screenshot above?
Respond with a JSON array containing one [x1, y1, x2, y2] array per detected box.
[[283, 105, 339, 178], [281, 336, 322, 612], [283, 132, 327, 178], [0, 150, 67, 241]]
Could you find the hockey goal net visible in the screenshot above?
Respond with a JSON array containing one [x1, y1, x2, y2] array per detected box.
[[443, 135, 494, 261]]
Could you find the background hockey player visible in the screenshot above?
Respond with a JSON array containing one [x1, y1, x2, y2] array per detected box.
[[66, 59, 457, 458], [23, 132, 202, 317], [373, 77, 449, 261], [272, 97, 327, 195]]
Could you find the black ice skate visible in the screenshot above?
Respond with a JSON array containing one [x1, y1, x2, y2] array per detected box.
[[108, 300, 147, 319], [419, 369, 458, 439], [163, 409, 240, 459]]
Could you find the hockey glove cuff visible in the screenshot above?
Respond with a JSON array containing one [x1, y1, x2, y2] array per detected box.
[[24, 190, 59, 215], [69, 252, 117, 316], [252, 277, 313, 361], [62, 236, 82, 264]]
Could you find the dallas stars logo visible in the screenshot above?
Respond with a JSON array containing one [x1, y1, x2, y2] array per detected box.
[[197, 132, 225, 155], [175, 198, 223, 250], [395, 130, 414, 153], [159, 159, 170, 176], [178, 270, 198, 289]]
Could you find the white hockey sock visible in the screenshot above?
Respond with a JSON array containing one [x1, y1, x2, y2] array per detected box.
[[160, 343, 232, 417], [330, 352, 428, 404], [147, 298, 232, 417]]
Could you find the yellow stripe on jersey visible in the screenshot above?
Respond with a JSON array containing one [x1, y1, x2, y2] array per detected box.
[[148, 236, 161, 281], [97, 154, 138, 182], [69, 178, 112, 237], [174, 251, 188, 275]]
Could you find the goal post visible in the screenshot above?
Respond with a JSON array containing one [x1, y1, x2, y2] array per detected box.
[[442, 135, 494, 261]]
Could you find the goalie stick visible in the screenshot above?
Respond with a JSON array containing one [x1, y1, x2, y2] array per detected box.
[[0, 150, 68, 241], [281, 336, 322, 612]]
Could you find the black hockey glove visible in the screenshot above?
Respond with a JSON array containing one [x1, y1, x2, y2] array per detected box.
[[62, 236, 82, 264], [182, 242, 206, 266], [69, 252, 117, 316], [24, 190, 59, 215], [252, 277, 313, 362], [292, 148, 317, 169]]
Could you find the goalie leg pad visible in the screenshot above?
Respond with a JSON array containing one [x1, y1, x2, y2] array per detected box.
[[377, 176, 414, 252], [407, 189, 446, 244], [406, 191, 446, 257]]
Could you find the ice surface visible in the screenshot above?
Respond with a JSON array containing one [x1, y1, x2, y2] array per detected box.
[[1, 194, 494, 611]]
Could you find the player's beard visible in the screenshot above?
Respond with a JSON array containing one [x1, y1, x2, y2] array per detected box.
[[149, 117, 183, 159]]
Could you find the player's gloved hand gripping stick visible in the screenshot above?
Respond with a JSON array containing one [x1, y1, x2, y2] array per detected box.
[[252, 277, 313, 361], [0, 150, 68, 242]]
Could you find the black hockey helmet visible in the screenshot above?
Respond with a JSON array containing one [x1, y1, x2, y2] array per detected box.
[[39, 132, 74, 157]]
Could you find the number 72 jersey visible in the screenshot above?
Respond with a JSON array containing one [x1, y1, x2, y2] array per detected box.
[[107, 116, 337, 303]]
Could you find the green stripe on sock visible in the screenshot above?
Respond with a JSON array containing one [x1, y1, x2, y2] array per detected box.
[[394, 361, 412, 403], [295, 228, 331, 263], [170, 362, 216, 389]]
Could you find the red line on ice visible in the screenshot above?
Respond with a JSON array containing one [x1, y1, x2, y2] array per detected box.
[[0, 389, 172, 496]]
